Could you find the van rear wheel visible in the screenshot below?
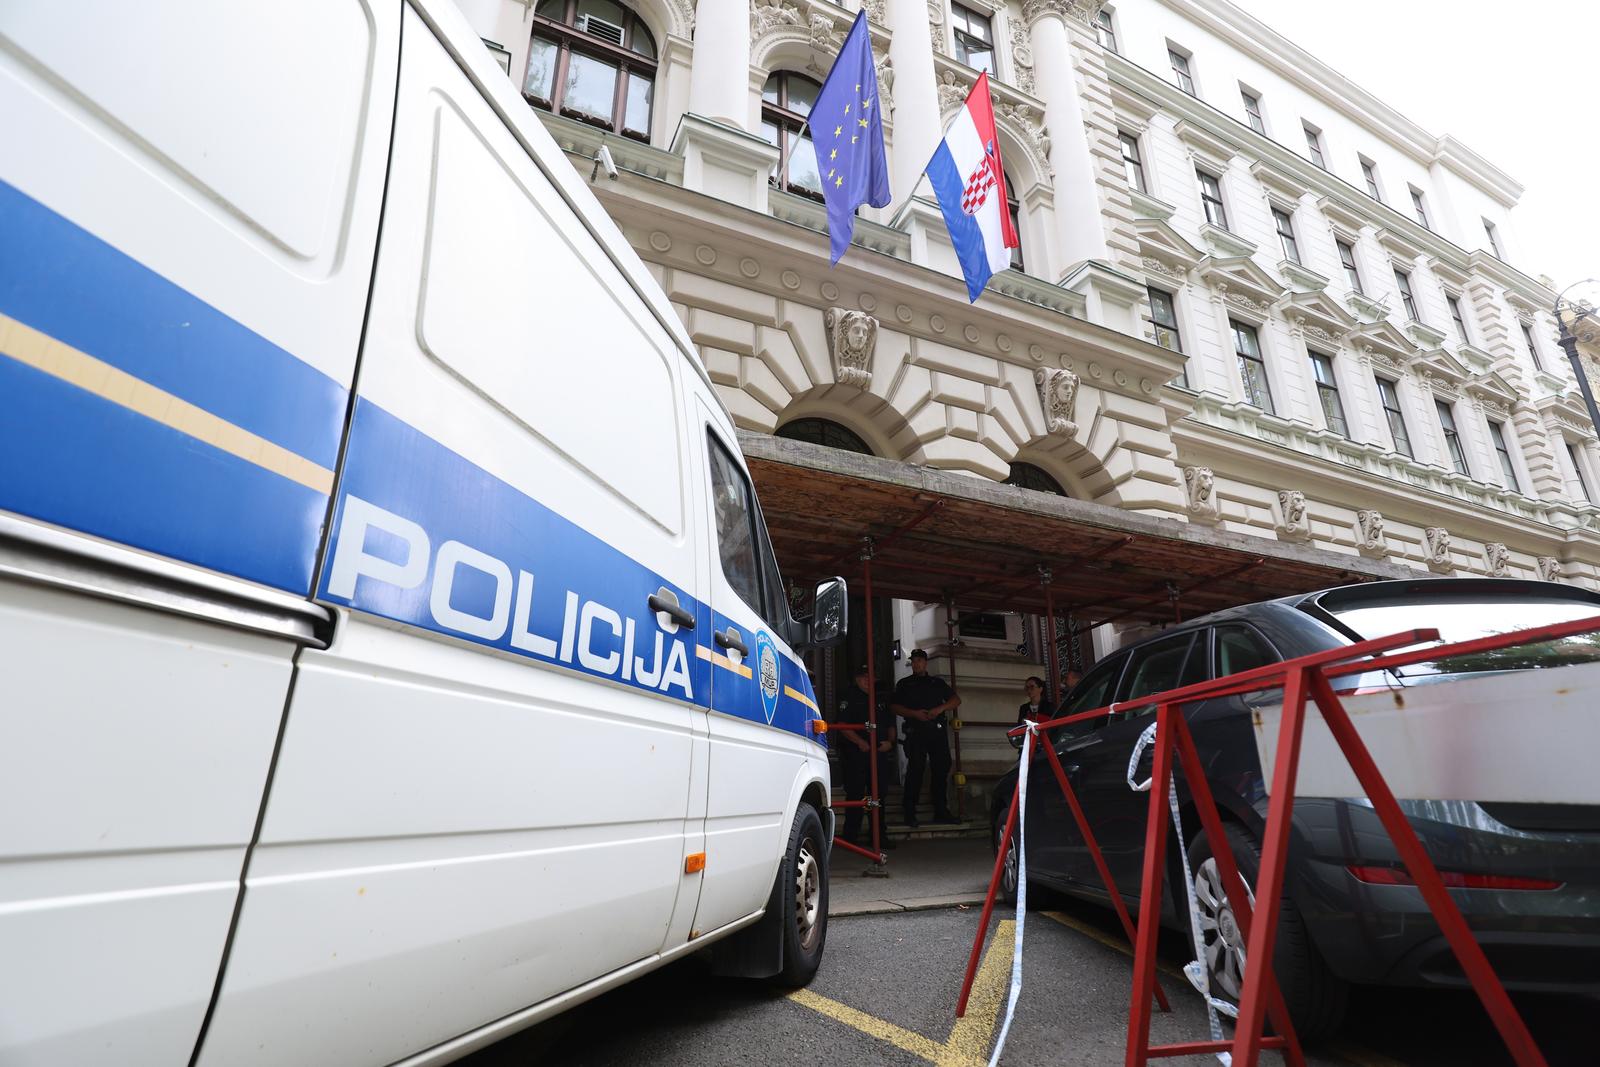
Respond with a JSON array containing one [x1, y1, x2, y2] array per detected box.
[[774, 802, 828, 987]]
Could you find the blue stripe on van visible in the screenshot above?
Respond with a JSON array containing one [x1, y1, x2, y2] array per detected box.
[[319, 399, 823, 742], [0, 355, 330, 592], [0, 178, 347, 469]]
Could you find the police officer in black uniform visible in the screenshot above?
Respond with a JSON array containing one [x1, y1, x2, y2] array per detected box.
[[892, 649, 961, 827], [835, 664, 895, 845]]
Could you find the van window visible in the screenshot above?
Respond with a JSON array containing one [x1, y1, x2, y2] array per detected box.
[[1213, 624, 1278, 678], [708, 434, 764, 615], [1115, 631, 1197, 720]]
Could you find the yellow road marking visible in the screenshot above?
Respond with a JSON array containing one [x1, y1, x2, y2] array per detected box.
[[786, 919, 1016, 1067], [786, 989, 948, 1062], [0, 311, 335, 494], [784, 684, 818, 712]]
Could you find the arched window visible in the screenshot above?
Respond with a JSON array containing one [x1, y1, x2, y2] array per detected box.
[[1006, 174, 1024, 272], [761, 72, 823, 200], [1005, 462, 1065, 495], [777, 418, 875, 455], [525, 0, 657, 141]]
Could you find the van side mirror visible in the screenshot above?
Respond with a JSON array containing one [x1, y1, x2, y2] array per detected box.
[[809, 577, 847, 648]]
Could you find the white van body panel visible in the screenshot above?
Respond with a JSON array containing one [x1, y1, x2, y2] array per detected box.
[[1, 0, 829, 1062], [0, 579, 293, 1066]]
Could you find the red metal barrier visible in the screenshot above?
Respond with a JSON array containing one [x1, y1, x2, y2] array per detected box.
[[957, 613, 1600, 1066]]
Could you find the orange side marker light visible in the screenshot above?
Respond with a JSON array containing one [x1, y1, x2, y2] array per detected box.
[[685, 852, 706, 874], [810, 718, 828, 735]]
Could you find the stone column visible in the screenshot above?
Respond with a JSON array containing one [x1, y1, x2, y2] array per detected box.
[[886, 0, 944, 214], [1024, 0, 1108, 269], [687, 0, 750, 129]]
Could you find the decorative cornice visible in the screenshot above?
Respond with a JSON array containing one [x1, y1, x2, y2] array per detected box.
[[1021, 0, 1102, 30]]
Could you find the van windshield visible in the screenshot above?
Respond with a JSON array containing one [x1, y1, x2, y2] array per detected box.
[[1319, 592, 1600, 676]]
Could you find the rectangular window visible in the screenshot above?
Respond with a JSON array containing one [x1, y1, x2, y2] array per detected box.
[[1484, 218, 1503, 258], [1436, 399, 1469, 475], [1338, 240, 1362, 294], [1569, 442, 1591, 502], [1097, 8, 1118, 52], [1361, 158, 1381, 200], [1241, 89, 1264, 134], [1490, 420, 1521, 491], [1169, 48, 1195, 94], [1272, 207, 1300, 264], [1522, 322, 1544, 371], [1394, 269, 1420, 322], [708, 432, 765, 613], [1148, 286, 1185, 386], [1309, 352, 1348, 437], [1198, 169, 1228, 230], [951, 3, 995, 75], [1231, 319, 1274, 413], [1303, 123, 1325, 167], [1119, 131, 1146, 193], [1377, 376, 1412, 457], [1147, 286, 1182, 352], [1448, 294, 1470, 344], [1410, 187, 1430, 229]]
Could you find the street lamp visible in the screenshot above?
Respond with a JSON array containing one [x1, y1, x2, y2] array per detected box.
[[1555, 278, 1600, 436]]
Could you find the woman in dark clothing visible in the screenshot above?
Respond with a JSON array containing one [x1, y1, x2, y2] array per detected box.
[[1013, 676, 1054, 748]]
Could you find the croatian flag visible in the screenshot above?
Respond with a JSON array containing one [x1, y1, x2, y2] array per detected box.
[[926, 72, 1019, 302]]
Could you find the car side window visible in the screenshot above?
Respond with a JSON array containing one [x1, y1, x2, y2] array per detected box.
[[1057, 654, 1126, 735], [1114, 631, 1197, 721], [1213, 623, 1279, 678], [707, 433, 764, 615]]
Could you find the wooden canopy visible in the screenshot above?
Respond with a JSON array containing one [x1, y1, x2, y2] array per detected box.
[[740, 432, 1416, 629]]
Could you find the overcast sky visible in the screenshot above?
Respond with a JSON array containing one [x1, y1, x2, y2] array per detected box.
[[1227, 0, 1600, 299]]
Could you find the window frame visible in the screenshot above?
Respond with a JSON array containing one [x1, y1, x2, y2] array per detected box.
[[1360, 157, 1382, 201], [1272, 205, 1300, 264], [1521, 321, 1545, 372], [1231, 318, 1275, 413], [1376, 375, 1412, 458], [1409, 186, 1430, 230], [1483, 218, 1503, 258], [1302, 122, 1326, 168], [1309, 351, 1348, 437], [1337, 239, 1363, 294], [761, 70, 825, 202], [1489, 419, 1522, 492], [950, 2, 996, 76], [1119, 130, 1147, 193], [1211, 622, 1280, 680], [1096, 7, 1118, 52], [1394, 268, 1420, 322], [1241, 87, 1265, 134], [706, 429, 799, 639], [1197, 168, 1228, 230], [1168, 46, 1196, 95], [1005, 462, 1066, 496], [1435, 398, 1470, 476], [1113, 630, 1200, 721], [525, 0, 659, 142], [1447, 293, 1471, 345], [1568, 442, 1592, 503]]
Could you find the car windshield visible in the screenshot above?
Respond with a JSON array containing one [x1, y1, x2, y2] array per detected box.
[[1322, 594, 1600, 676]]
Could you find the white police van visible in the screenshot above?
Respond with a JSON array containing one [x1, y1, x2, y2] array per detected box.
[[0, 2, 844, 1063]]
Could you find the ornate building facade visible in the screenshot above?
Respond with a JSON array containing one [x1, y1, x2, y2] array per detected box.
[[456, 0, 1600, 785]]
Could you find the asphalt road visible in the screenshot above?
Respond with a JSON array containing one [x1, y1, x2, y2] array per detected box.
[[461, 898, 1597, 1066]]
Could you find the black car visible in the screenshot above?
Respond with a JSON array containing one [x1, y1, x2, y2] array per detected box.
[[993, 577, 1600, 1040]]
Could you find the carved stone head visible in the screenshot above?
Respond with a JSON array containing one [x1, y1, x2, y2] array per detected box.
[[1275, 490, 1309, 541], [824, 307, 878, 389], [1356, 510, 1387, 556], [1484, 542, 1511, 577], [1034, 367, 1080, 438], [1184, 466, 1219, 522], [1537, 556, 1564, 583]]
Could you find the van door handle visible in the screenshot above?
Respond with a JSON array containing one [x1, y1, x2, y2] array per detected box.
[[715, 627, 748, 656], [648, 590, 696, 630]]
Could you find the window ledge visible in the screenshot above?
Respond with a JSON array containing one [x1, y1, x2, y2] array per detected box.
[[1456, 343, 1496, 372], [1278, 260, 1328, 292], [1405, 320, 1448, 349], [1199, 222, 1257, 259], [1128, 188, 1177, 222], [1345, 290, 1391, 322], [539, 110, 685, 185], [768, 188, 910, 259]]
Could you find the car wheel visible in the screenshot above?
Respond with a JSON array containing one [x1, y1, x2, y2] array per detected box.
[[1186, 822, 1347, 1043], [774, 802, 828, 987], [995, 813, 1020, 906]]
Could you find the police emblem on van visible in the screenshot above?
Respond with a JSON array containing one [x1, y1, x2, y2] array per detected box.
[[756, 630, 781, 724]]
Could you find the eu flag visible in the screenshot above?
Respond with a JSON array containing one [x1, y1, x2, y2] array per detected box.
[[812, 11, 890, 264]]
